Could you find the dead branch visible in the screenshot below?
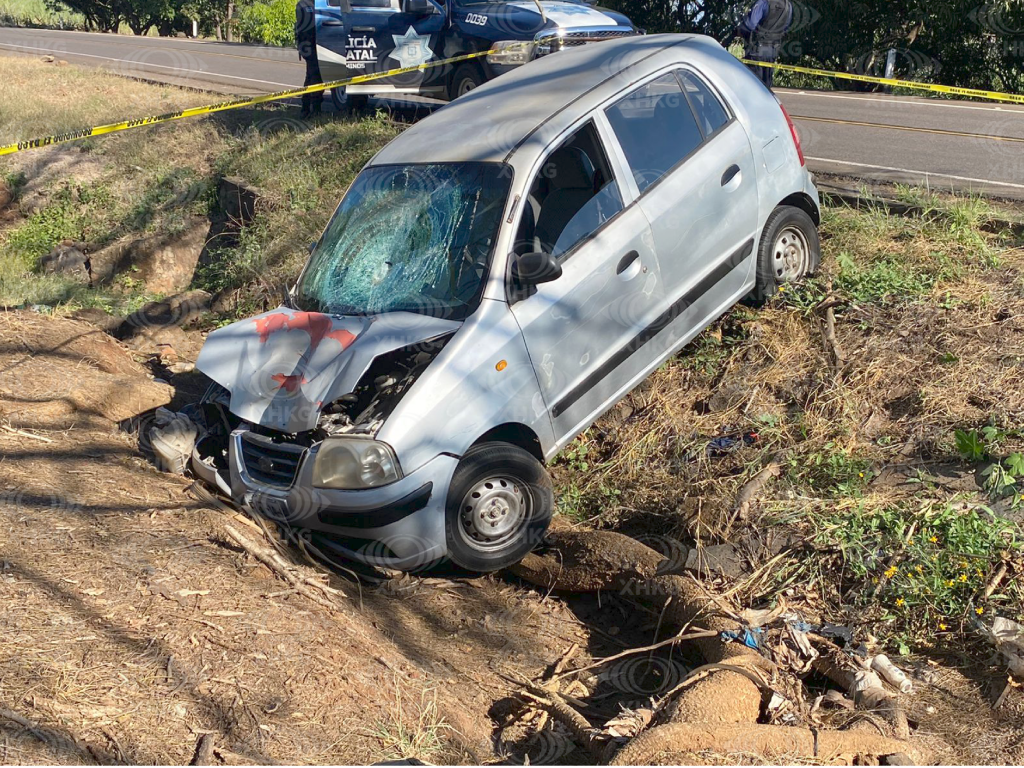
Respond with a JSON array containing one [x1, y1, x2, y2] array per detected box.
[[728, 453, 782, 530], [552, 630, 719, 681], [190, 734, 215, 766], [982, 562, 1008, 600], [222, 523, 344, 611], [819, 280, 844, 376]]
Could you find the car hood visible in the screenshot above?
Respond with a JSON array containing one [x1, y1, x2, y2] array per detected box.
[[195, 308, 461, 433], [512, 0, 632, 28]]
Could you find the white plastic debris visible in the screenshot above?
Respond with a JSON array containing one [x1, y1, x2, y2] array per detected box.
[[871, 654, 913, 693], [150, 414, 199, 474], [988, 617, 1024, 677], [851, 669, 885, 694]]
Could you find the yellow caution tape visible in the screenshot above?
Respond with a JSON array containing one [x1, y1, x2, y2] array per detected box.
[[3, 45, 1020, 157], [0, 47, 500, 156], [741, 58, 1024, 105]]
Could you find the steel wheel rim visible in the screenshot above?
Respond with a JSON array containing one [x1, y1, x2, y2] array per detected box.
[[458, 476, 530, 553], [458, 78, 477, 97], [772, 225, 809, 282]]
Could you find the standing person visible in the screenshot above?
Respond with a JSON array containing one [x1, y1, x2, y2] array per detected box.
[[731, 0, 793, 90], [296, 0, 323, 118]]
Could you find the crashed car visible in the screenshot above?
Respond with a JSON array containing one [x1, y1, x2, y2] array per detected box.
[[193, 34, 820, 572]]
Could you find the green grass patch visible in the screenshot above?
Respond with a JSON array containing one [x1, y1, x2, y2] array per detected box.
[[810, 499, 1020, 649]]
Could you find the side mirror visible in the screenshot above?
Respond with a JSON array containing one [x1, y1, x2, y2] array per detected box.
[[513, 251, 562, 287], [401, 0, 431, 15]]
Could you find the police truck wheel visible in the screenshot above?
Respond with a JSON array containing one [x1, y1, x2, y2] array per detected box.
[[448, 63, 484, 100], [444, 442, 552, 572], [749, 205, 820, 304], [331, 87, 369, 114]]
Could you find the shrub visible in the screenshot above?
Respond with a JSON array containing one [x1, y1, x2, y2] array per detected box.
[[236, 0, 295, 47]]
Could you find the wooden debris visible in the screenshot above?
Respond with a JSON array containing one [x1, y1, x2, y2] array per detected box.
[[222, 523, 344, 612]]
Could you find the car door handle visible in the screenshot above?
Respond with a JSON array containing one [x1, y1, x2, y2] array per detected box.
[[322, 19, 344, 25], [616, 250, 641, 276], [721, 164, 741, 187]]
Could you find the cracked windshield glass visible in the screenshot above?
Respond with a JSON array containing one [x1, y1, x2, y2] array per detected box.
[[295, 162, 512, 319]]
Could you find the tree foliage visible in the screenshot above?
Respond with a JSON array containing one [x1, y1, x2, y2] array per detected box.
[[39, 0, 1024, 91], [601, 0, 1024, 92]]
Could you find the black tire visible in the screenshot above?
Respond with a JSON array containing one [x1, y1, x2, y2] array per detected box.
[[444, 442, 552, 572], [447, 62, 484, 101], [749, 205, 821, 304], [330, 87, 369, 115]]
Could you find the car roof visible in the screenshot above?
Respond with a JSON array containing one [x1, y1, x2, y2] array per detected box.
[[369, 34, 719, 166]]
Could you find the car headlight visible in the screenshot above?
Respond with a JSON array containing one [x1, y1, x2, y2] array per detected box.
[[487, 40, 534, 66], [312, 438, 402, 489]]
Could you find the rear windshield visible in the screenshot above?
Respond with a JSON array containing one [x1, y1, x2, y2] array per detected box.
[[295, 163, 512, 320]]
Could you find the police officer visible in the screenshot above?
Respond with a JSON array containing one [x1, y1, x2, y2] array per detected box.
[[730, 0, 793, 90], [295, 0, 323, 118]]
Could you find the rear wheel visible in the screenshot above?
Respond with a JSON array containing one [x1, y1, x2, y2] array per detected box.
[[331, 87, 370, 114], [448, 62, 484, 101], [749, 205, 820, 304], [444, 442, 552, 572]]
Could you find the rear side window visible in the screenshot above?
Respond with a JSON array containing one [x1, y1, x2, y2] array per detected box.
[[679, 71, 729, 137], [605, 73, 703, 193]]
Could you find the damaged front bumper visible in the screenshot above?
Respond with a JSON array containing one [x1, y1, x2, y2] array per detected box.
[[224, 427, 456, 570]]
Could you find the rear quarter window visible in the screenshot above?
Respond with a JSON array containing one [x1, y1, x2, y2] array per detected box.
[[679, 70, 730, 137]]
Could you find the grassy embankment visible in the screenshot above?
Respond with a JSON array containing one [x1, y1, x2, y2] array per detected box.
[[2, 55, 1023, 663]]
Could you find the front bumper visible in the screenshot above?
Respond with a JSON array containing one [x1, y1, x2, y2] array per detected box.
[[226, 428, 458, 570]]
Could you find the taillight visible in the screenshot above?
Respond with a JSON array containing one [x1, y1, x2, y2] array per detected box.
[[779, 103, 805, 167]]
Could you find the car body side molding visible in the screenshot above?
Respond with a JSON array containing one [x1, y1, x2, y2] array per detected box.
[[551, 237, 754, 418]]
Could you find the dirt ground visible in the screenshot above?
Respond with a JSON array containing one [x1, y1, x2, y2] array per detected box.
[[2, 57, 1024, 762], [1, 301, 1022, 765]]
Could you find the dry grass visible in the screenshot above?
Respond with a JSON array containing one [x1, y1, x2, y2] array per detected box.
[[0, 54, 215, 143], [555, 201, 1024, 653]]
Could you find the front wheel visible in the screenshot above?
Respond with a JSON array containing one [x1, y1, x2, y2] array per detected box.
[[749, 205, 820, 304], [331, 87, 369, 115], [447, 62, 484, 101], [444, 442, 552, 572]]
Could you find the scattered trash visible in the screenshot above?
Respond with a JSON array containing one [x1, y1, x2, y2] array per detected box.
[[150, 409, 199, 474], [872, 654, 913, 694], [707, 430, 759, 456], [851, 669, 885, 694], [721, 627, 764, 651], [819, 623, 855, 646], [986, 616, 1024, 677]]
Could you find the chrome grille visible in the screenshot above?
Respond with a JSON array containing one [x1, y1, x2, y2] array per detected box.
[[536, 28, 638, 55], [239, 432, 306, 489]]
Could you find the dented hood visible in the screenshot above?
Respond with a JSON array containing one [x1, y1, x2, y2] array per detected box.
[[196, 308, 461, 433]]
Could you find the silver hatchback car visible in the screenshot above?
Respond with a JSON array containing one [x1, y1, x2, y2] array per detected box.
[[193, 34, 820, 572]]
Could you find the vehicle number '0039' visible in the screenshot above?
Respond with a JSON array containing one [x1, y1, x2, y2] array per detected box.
[[465, 13, 487, 25]]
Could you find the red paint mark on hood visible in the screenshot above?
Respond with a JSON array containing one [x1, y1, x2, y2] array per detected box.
[[254, 311, 356, 352], [271, 373, 307, 392]]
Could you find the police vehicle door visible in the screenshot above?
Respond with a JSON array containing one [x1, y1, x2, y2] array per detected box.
[[316, 0, 448, 91]]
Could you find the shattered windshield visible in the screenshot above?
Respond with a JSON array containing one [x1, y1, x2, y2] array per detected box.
[[295, 163, 512, 320]]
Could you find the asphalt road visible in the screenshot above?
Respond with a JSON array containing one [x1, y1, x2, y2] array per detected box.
[[3, 27, 1024, 199]]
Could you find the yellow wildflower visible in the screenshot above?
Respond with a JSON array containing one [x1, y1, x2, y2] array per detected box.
[[884, 565, 898, 579], [959, 573, 968, 583], [895, 597, 905, 607], [945, 580, 955, 588], [975, 607, 985, 615], [929, 536, 938, 543], [939, 622, 948, 630]]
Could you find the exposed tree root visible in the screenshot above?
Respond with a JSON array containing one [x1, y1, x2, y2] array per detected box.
[[509, 528, 927, 765], [609, 723, 919, 766]]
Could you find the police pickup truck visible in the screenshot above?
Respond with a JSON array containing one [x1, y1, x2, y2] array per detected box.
[[313, 0, 640, 109]]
